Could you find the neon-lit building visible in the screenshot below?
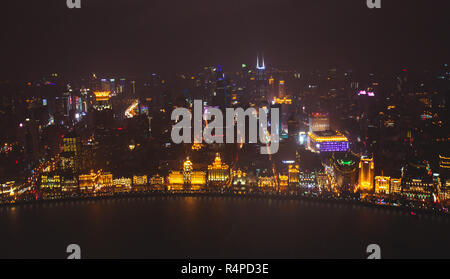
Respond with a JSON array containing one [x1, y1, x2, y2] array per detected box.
[[358, 157, 374, 191], [308, 130, 349, 153], [375, 176, 390, 194]]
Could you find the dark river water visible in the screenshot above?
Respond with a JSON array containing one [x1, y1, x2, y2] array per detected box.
[[0, 196, 449, 259]]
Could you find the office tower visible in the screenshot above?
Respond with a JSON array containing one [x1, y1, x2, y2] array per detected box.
[[309, 113, 330, 132], [358, 157, 374, 191]]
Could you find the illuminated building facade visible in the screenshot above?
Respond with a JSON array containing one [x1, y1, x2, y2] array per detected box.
[[316, 171, 330, 190], [232, 169, 247, 186], [258, 176, 275, 188], [332, 154, 358, 190], [308, 130, 349, 153], [40, 175, 61, 190], [401, 178, 434, 201], [113, 178, 132, 189], [309, 113, 330, 132], [133, 175, 148, 186], [390, 178, 402, 194], [440, 155, 450, 191], [150, 175, 164, 185], [61, 132, 82, 172], [207, 153, 230, 183], [0, 181, 17, 197], [93, 91, 112, 110], [78, 171, 112, 192], [288, 165, 300, 184], [168, 171, 184, 190], [358, 157, 374, 191], [168, 157, 206, 190], [299, 171, 317, 188], [278, 174, 289, 191], [375, 176, 390, 194]]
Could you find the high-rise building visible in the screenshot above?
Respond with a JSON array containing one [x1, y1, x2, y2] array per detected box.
[[255, 53, 267, 100], [309, 113, 330, 132], [358, 157, 374, 191], [332, 153, 359, 191]]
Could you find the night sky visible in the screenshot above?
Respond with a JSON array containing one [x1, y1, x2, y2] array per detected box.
[[1, 0, 449, 78]]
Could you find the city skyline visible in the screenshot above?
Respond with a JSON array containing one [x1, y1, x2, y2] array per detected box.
[[0, 0, 449, 260]]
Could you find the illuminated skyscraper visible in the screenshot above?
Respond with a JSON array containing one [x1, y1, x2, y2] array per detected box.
[[358, 157, 374, 191], [255, 53, 267, 99]]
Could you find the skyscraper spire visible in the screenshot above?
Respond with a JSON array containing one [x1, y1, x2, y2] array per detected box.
[[257, 52, 265, 70]]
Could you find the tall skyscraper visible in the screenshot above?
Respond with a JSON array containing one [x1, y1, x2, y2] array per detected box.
[[358, 157, 374, 191]]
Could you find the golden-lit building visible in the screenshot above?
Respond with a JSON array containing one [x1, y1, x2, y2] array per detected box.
[[191, 143, 205, 151], [78, 170, 112, 192], [150, 175, 164, 185], [390, 178, 402, 194], [375, 176, 390, 194], [358, 157, 374, 191], [288, 165, 300, 184], [232, 169, 247, 185], [258, 176, 275, 188], [133, 175, 148, 186], [93, 91, 112, 110], [93, 91, 111, 101], [62, 177, 78, 192], [316, 171, 330, 190], [273, 96, 292, 105], [40, 175, 61, 190], [113, 177, 132, 188], [0, 181, 17, 197], [168, 157, 206, 190], [79, 172, 97, 192], [208, 153, 230, 183], [168, 171, 184, 189], [278, 174, 289, 190], [190, 172, 206, 190]]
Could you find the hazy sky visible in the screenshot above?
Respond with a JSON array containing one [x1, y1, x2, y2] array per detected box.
[[1, 0, 449, 78]]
